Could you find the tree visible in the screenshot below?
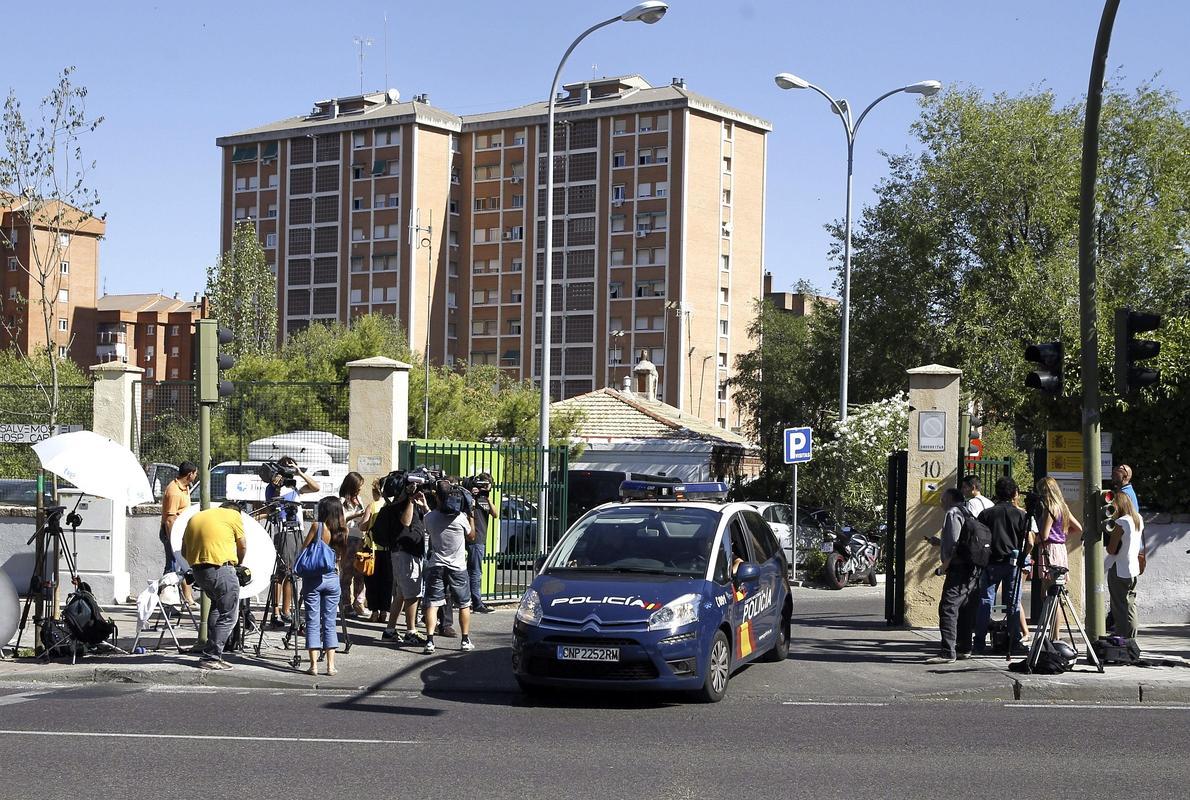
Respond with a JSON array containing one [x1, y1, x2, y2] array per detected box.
[[0, 66, 103, 433], [206, 220, 277, 359]]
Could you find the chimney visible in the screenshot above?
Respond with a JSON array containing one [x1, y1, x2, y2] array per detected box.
[[763, 271, 773, 295], [633, 353, 658, 403], [671, 77, 686, 88], [621, 375, 632, 393]]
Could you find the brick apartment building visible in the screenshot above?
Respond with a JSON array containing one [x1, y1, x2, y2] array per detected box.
[[94, 293, 202, 382], [1, 193, 104, 365], [216, 76, 769, 430]]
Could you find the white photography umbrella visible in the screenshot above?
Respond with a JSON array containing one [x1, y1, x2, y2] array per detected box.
[[32, 430, 154, 508], [170, 504, 277, 600]]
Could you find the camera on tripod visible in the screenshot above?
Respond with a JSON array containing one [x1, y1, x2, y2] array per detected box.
[[1047, 565, 1069, 585]]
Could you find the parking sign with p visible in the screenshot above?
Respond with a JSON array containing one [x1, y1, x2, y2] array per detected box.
[[784, 427, 813, 464]]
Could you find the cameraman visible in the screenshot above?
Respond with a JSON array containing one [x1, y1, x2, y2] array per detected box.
[[467, 473, 497, 614], [376, 474, 430, 644], [422, 478, 475, 654], [182, 503, 246, 670], [264, 456, 319, 625]]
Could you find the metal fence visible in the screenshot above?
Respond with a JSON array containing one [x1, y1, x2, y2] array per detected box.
[[134, 380, 349, 499], [403, 439, 569, 602], [0, 384, 94, 479], [960, 457, 1014, 494]]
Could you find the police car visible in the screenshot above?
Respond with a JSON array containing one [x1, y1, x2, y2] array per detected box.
[[512, 480, 791, 702]]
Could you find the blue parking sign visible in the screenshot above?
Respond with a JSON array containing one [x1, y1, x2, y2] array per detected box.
[[784, 427, 813, 464]]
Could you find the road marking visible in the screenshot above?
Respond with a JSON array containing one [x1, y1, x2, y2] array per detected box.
[[781, 701, 888, 707], [1007, 704, 1190, 711], [0, 730, 418, 745], [0, 691, 51, 707]]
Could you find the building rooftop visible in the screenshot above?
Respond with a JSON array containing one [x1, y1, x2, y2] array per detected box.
[[0, 191, 106, 237], [462, 75, 772, 132], [97, 293, 200, 314], [554, 387, 756, 450]]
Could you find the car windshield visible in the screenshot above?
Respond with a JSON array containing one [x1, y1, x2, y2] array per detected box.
[[546, 506, 720, 578]]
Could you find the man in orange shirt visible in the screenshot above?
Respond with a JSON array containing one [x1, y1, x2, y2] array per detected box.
[[161, 461, 198, 606]]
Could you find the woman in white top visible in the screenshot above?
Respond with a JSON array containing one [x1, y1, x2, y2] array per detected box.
[[1105, 489, 1144, 639]]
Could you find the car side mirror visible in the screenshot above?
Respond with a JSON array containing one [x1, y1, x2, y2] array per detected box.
[[734, 562, 760, 583]]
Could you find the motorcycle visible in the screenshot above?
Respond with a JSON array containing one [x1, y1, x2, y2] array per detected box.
[[822, 524, 884, 590]]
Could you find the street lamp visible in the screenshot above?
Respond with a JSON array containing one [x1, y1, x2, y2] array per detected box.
[[774, 72, 941, 421], [537, 1, 668, 550]]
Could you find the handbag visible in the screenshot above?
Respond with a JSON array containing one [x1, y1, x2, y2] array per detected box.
[[294, 524, 336, 579], [353, 547, 376, 577]]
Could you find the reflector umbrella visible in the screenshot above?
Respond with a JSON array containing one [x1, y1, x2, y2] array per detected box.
[[31, 430, 153, 509], [170, 504, 277, 599]]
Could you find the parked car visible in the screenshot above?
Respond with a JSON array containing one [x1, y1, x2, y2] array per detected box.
[[0, 478, 55, 507], [747, 501, 795, 570], [501, 495, 539, 555]]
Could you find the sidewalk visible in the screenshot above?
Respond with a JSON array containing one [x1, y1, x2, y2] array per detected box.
[[2, 587, 1188, 702]]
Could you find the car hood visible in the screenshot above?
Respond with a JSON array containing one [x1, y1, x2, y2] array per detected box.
[[533, 572, 706, 625]]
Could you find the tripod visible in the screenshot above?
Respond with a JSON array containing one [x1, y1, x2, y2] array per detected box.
[[252, 512, 303, 668], [1027, 567, 1104, 674], [14, 504, 82, 654]]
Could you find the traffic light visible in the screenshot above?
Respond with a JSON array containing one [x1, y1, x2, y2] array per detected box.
[[1114, 307, 1161, 395], [965, 414, 984, 464], [1024, 341, 1063, 395], [196, 319, 235, 404], [1096, 489, 1117, 537]]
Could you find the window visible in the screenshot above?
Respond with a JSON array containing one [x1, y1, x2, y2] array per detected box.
[[371, 287, 384, 303], [145, 367, 155, 380], [614, 119, 629, 135], [508, 319, 521, 335], [722, 188, 732, 205], [720, 287, 729, 303], [722, 156, 732, 173], [267, 203, 278, 217], [352, 228, 366, 241], [6, 258, 16, 271], [353, 132, 366, 149], [58, 345, 68, 359], [169, 325, 179, 336], [638, 149, 654, 165], [509, 289, 523, 303], [388, 161, 400, 176], [472, 320, 492, 335], [656, 181, 668, 198], [472, 290, 486, 305], [146, 325, 156, 336], [169, 368, 179, 379], [235, 207, 246, 219], [449, 199, 459, 215], [656, 146, 669, 164], [58, 318, 68, 332], [719, 320, 729, 335], [611, 215, 626, 233], [377, 225, 389, 240], [649, 347, 665, 366], [612, 184, 626, 202], [268, 174, 279, 188], [349, 288, 363, 304], [59, 234, 70, 247], [170, 346, 179, 357], [721, 254, 730, 271], [635, 280, 664, 297], [638, 116, 653, 132], [637, 182, 652, 199], [7, 287, 16, 299], [609, 282, 623, 299], [718, 381, 729, 401], [511, 194, 524, 209], [507, 226, 524, 240], [718, 351, 728, 368], [610, 248, 625, 266], [247, 176, 259, 190], [60, 261, 70, 275], [372, 160, 387, 176], [235, 177, 247, 191], [57, 288, 68, 303], [265, 233, 277, 248], [511, 257, 523, 272], [609, 346, 623, 364], [613, 152, 626, 168], [353, 198, 362, 211], [352, 166, 363, 180], [723, 121, 734, 140]]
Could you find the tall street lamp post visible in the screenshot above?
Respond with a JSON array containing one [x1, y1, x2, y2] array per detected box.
[[774, 73, 941, 422], [536, 1, 668, 551]]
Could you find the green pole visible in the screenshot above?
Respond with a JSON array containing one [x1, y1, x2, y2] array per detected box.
[[195, 401, 212, 646], [1078, 0, 1120, 640], [958, 413, 971, 489]]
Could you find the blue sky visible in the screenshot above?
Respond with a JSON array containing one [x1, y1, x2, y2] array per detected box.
[[3, 0, 1186, 300]]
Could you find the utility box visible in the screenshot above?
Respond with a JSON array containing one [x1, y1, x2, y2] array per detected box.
[[57, 489, 131, 603]]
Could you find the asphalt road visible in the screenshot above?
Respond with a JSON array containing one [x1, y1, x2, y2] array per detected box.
[[1, 682, 1187, 800]]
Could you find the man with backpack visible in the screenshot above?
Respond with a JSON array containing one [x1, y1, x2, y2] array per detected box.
[[927, 489, 987, 664], [973, 476, 1032, 655]]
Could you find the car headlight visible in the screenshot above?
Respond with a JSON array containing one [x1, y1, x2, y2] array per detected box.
[[516, 588, 543, 626], [648, 593, 700, 631]]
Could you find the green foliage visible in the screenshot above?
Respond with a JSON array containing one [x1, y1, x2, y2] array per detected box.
[[977, 421, 1033, 491], [802, 549, 827, 584], [0, 351, 91, 477], [206, 221, 278, 359], [801, 394, 910, 531]]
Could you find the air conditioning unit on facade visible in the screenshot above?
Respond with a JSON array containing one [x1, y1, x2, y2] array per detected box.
[[637, 230, 649, 238], [612, 199, 623, 207], [510, 176, 522, 184]]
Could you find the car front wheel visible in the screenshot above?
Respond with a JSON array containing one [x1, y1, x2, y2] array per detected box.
[[694, 630, 732, 703]]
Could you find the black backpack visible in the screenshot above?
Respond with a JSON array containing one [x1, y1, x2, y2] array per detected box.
[[955, 508, 993, 568], [61, 584, 118, 646]]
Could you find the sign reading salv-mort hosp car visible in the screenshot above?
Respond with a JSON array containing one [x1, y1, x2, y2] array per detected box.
[[783, 427, 812, 464], [0, 424, 83, 444]]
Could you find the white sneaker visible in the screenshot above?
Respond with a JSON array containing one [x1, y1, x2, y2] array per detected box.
[[460, 638, 475, 652], [422, 640, 436, 655]]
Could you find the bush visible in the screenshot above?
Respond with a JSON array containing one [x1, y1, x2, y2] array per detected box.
[[802, 549, 827, 583]]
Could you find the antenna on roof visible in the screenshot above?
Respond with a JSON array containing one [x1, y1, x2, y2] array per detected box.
[[353, 35, 374, 94], [383, 13, 389, 90], [591, 63, 598, 79]]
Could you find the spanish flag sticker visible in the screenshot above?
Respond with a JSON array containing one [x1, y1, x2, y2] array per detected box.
[[737, 620, 754, 659]]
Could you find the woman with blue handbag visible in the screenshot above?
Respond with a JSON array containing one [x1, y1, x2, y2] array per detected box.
[[296, 497, 348, 675]]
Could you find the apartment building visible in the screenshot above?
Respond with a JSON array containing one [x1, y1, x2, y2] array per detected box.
[[216, 76, 769, 430], [1, 193, 104, 366], [94, 293, 201, 382]]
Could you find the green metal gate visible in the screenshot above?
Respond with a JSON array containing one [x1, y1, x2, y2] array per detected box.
[[959, 457, 1014, 493], [402, 440, 569, 602]]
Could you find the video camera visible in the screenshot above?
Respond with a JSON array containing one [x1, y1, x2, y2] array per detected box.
[[257, 460, 298, 486], [381, 465, 442, 500], [463, 472, 493, 494]]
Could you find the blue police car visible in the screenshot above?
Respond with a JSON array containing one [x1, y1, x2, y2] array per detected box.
[[512, 480, 791, 702]]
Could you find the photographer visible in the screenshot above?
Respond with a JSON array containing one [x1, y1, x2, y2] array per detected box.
[[927, 489, 979, 664], [466, 473, 497, 614], [422, 477, 475, 654], [264, 456, 320, 625], [181, 503, 247, 670], [160, 460, 197, 608], [375, 473, 431, 645], [973, 477, 1032, 655]]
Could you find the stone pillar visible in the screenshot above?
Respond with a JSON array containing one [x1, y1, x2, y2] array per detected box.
[[90, 362, 144, 448], [903, 364, 962, 627], [82, 362, 144, 602], [347, 357, 411, 491]]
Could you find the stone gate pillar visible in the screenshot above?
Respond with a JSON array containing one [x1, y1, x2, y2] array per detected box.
[[903, 364, 961, 627], [347, 357, 411, 492]]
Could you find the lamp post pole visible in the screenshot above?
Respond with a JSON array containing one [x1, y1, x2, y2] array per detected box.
[[774, 75, 941, 422], [536, 2, 668, 552]]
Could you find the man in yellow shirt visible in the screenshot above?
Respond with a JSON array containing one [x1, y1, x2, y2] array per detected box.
[[182, 505, 247, 669], [160, 461, 197, 606]]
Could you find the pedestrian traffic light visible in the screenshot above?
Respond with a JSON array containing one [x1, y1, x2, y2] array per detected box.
[[197, 319, 235, 404], [1024, 341, 1063, 395], [967, 414, 984, 460], [1097, 489, 1117, 537], [1114, 307, 1161, 395]]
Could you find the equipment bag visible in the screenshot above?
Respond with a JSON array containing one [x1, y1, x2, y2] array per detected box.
[[62, 585, 118, 646], [956, 509, 993, 568], [1093, 636, 1141, 665], [293, 525, 336, 579]]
